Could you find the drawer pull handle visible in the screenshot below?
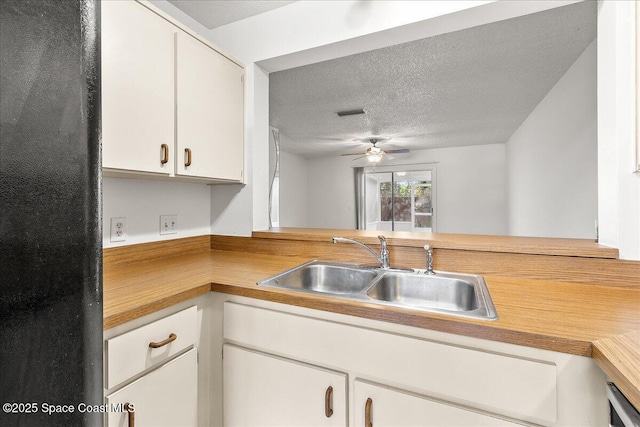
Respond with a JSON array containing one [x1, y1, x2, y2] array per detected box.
[[185, 148, 192, 167], [325, 386, 333, 418], [149, 333, 177, 348], [124, 402, 135, 427], [160, 144, 169, 165], [365, 397, 373, 427]]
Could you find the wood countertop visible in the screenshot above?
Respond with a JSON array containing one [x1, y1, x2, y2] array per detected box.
[[103, 239, 640, 410]]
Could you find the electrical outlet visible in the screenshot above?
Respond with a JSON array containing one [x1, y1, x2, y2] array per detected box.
[[160, 214, 177, 235], [110, 217, 126, 242]]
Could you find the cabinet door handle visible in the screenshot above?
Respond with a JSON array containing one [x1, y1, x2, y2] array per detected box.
[[160, 144, 169, 165], [365, 397, 373, 427], [149, 333, 177, 348], [184, 148, 192, 167], [124, 402, 135, 427], [325, 386, 333, 418]]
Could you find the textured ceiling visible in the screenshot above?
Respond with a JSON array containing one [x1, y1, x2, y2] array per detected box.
[[269, 1, 597, 158], [168, 0, 296, 30]]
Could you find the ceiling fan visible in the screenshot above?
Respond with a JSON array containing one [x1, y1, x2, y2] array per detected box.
[[341, 138, 410, 163]]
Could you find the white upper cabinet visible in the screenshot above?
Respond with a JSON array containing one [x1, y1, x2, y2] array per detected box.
[[176, 32, 244, 181], [101, 0, 176, 175], [101, 0, 245, 182]]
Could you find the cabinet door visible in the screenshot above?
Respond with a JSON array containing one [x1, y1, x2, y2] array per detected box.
[[102, 0, 175, 175], [176, 32, 244, 181], [354, 380, 522, 427], [106, 348, 197, 427], [223, 344, 346, 427]]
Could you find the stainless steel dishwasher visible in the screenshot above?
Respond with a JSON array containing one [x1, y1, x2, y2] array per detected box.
[[608, 383, 640, 427]]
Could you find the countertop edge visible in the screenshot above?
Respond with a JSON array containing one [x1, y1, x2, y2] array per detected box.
[[103, 284, 210, 330], [593, 332, 640, 411]]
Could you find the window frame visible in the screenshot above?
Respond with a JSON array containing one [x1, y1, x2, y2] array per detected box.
[[358, 164, 437, 233]]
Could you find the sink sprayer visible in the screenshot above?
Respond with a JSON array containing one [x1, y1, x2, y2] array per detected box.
[[424, 244, 436, 275]]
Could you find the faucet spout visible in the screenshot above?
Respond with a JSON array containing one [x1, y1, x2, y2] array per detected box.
[[332, 235, 390, 269]]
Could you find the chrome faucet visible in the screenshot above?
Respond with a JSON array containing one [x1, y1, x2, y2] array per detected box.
[[332, 235, 390, 269], [424, 244, 435, 274]]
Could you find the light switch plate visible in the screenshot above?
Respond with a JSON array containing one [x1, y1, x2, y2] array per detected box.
[[160, 214, 177, 235]]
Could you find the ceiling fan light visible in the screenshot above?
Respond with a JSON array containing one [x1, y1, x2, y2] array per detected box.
[[367, 153, 383, 163]]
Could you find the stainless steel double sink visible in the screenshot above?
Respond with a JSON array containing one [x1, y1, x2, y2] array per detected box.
[[257, 260, 498, 321]]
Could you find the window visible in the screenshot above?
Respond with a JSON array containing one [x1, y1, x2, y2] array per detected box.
[[357, 166, 436, 233]]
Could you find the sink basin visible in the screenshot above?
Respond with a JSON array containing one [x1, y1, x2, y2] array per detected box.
[[258, 261, 378, 295], [257, 260, 497, 320], [367, 273, 477, 311], [368, 271, 497, 319]]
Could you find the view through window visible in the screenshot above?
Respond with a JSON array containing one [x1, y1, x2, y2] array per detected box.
[[360, 167, 436, 233]]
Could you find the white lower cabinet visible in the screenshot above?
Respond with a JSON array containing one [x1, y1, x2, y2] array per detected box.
[[354, 379, 522, 427], [219, 299, 608, 427], [223, 344, 347, 427], [106, 348, 198, 426]]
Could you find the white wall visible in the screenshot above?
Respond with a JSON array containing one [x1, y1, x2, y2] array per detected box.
[[365, 174, 381, 227], [206, 1, 502, 67], [597, 0, 640, 260], [507, 41, 597, 239], [282, 143, 508, 234], [208, 64, 269, 236], [279, 150, 309, 227], [380, 144, 508, 235], [102, 177, 211, 248], [444, 146, 505, 234], [307, 155, 358, 229]]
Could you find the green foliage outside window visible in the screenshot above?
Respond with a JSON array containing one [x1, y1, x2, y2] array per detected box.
[[380, 181, 431, 222]]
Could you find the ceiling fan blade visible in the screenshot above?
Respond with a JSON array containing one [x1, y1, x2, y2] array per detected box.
[[311, 137, 344, 141], [341, 152, 366, 156], [383, 149, 410, 154], [351, 155, 367, 161]]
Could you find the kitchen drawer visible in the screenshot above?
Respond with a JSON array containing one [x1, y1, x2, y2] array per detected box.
[[106, 306, 197, 389]]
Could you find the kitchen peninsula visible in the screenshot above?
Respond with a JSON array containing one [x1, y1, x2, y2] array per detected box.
[[103, 229, 640, 426]]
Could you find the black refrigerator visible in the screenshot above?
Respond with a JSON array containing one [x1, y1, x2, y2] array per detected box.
[[0, 0, 103, 426]]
